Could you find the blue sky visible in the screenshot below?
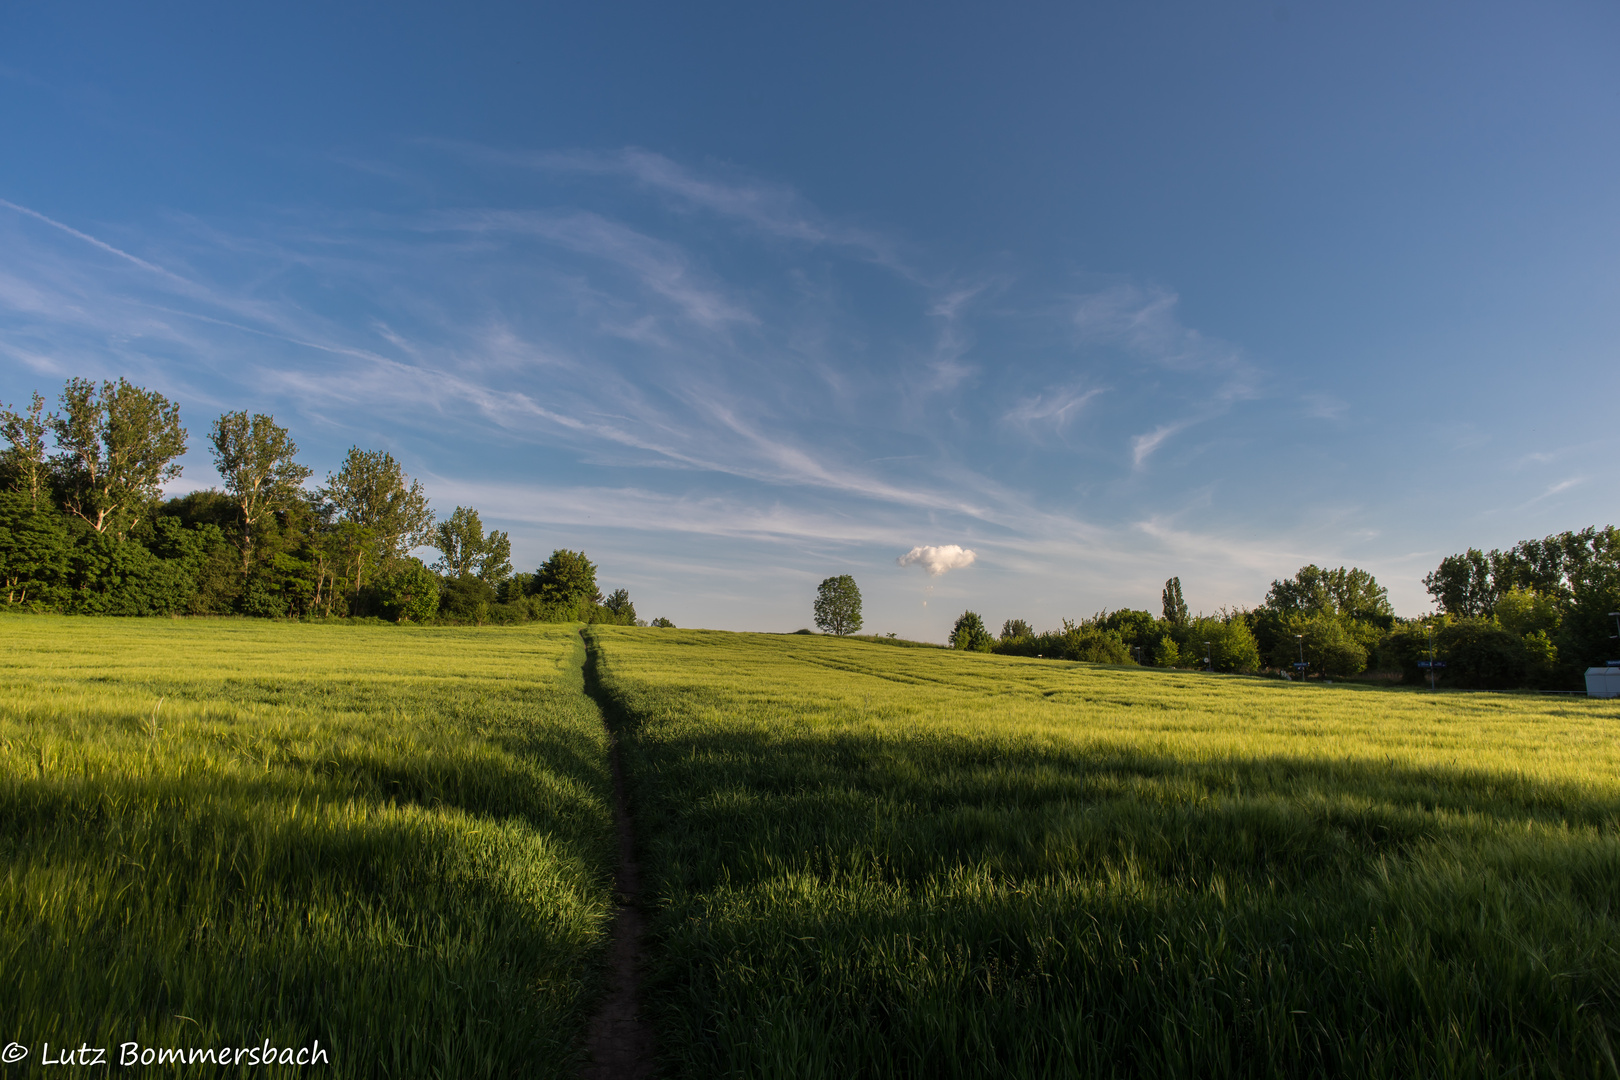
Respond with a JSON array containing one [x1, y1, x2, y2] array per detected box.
[[2, 1, 1617, 636]]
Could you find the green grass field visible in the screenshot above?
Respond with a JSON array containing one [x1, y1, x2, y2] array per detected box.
[[0, 617, 616, 1077], [5, 618, 1619, 1078], [587, 627, 1620, 1079]]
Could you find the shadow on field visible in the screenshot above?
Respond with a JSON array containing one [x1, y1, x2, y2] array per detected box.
[[0, 706, 616, 1079], [605, 719, 1620, 1079]]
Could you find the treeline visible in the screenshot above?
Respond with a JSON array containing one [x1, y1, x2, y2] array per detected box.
[[952, 532, 1620, 691], [0, 378, 668, 626]]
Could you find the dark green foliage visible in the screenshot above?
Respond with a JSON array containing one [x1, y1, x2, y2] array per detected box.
[[598, 588, 637, 626], [534, 549, 601, 614], [373, 559, 440, 623], [1265, 612, 1367, 678], [0, 491, 69, 607], [1424, 548, 1496, 617], [1426, 527, 1620, 617], [652, 617, 677, 628], [1162, 576, 1188, 626], [440, 574, 498, 623], [813, 575, 863, 636], [949, 610, 994, 651], [4, 377, 636, 628], [498, 572, 534, 603], [1184, 614, 1263, 674], [1439, 618, 1531, 690], [1418, 528, 1620, 687], [1096, 608, 1157, 655], [1000, 618, 1033, 641], [160, 488, 241, 531], [1265, 564, 1392, 621]]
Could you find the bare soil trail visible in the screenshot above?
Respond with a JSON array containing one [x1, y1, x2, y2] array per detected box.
[[579, 633, 655, 1080]]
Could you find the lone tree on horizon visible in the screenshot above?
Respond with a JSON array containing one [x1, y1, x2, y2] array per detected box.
[[813, 575, 863, 636]]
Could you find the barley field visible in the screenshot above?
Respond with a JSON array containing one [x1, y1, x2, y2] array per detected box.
[[5, 618, 1618, 1078], [587, 626, 1620, 1079], [0, 617, 616, 1077]]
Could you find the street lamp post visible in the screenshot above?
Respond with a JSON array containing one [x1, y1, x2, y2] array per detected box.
[[1294, 634, 1304, 681]]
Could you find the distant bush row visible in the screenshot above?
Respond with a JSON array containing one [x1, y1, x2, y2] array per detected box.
[[941, 536, 1620, 692]]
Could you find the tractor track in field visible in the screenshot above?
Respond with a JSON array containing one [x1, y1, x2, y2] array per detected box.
[[579, 631, 655, 1080]]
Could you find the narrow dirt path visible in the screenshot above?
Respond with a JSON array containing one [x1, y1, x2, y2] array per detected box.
[[580, 632, 656, 1080]]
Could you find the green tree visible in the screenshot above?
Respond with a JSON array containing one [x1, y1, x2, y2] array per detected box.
[[601, 587, 637, 625], [813, 575, 863, 636], [1098, 608, 1158, 660], [949, 610, 992, 651], [534, 549, 601, 617], [1049, 620, 1131, 663], [1000, 618, 1033, 641], [208, 411, 313, 574], [52, 377, 187, 538], [650, 616, 676, 628], [374, 559, 440, 623], [1493, 587, 1561, 638], [1437, 617, 1526, 690], [1162, 577, 1188, 627], [1266, 565, 1392, 620], [319, 447, 434, 597], [1424, 549, 1496, 616], [1186, 613, 1262, 674], [0, 392, 53, 509], [432, 506, 513, 584], [0, 491, 69, 607], [1268, 613, 1367, 678]]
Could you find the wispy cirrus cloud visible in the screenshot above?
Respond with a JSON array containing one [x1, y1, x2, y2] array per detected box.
[[3, 150, 1373, 630], [1070, 283, 1263, 467], [1004, 385, 1104, 429], [423, 208, 755, 330], [429, 141, 912, 273], [1130, 419, 1195, 468]]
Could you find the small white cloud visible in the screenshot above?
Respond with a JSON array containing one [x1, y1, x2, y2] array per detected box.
[[897, 544, 977, 576]]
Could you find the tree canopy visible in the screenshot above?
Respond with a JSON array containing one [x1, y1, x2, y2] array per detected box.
[[1161, 577, 1188, 627], [432, 506, 513, 585], [949, 610, 993, 652], [52, 378, 187, 538], [813, 575, 862, 636], [209, 411, 312, 573]]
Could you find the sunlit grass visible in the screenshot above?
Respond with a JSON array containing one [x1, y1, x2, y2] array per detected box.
[[0, 616, 616, 1078], [588, 627, 1620, 1079]]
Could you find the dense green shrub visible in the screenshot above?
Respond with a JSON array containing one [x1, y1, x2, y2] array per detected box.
[[950, 611, 994, 652]]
